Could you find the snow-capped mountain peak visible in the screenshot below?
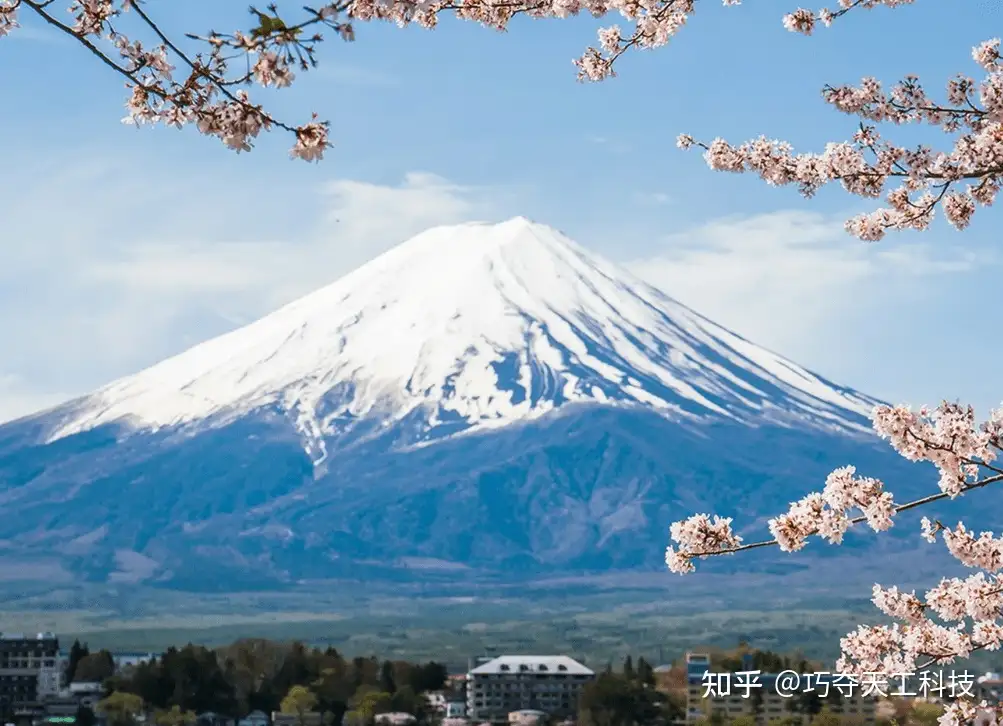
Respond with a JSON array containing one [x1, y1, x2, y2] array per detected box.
[[46, 217, 879, 450]]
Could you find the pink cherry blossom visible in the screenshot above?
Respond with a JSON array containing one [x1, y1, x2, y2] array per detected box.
[[681, 33, 1003, 239], [0, 0, 19, 36], [0, 0, 945, 163], [665, 513, 742, 573], [665, 401, 1003, 724]]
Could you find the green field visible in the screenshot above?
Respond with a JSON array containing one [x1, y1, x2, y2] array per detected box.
[[0, 583, 886, 670], [1, 566, 996, 673]]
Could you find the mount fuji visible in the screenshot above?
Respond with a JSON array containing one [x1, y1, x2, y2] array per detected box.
[[0, 218, 956, 592]]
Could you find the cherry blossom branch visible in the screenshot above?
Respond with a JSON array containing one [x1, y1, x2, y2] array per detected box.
[[4, 1, 332, 159], [667, 472, 1003, 566], [666, 401, 1003, 721], [667, 402, 1003, 572], [0, 0, 924, 158], [677, 38, 1003, 240]]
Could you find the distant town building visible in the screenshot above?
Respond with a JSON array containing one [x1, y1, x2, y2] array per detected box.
[[508, 710, 546, 726], [196, 712, 236, 726], [237, 710, 270, 726], [683, 652, 877, 725], [465, 655, 594, 724], [271, 712, 323, 726], [977, 673, 1003, 705], [0, 632, 61, 724], [683, 654, 712, 723], [374, 713, 416, 726]]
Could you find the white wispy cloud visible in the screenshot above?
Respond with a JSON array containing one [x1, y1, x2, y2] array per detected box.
[[623, 209, 986, 366], [0, 162, 512, 422]]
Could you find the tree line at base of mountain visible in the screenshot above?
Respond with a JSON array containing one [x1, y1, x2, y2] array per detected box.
[[67, 642, 684, 726], [63, 639, 946, 726], [65, 638, 448, 726]]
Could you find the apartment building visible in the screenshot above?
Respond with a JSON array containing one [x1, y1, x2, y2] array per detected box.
[[0, 632, 61, 723], [466, 655, 594, 723], [683, 653, 877, 725]]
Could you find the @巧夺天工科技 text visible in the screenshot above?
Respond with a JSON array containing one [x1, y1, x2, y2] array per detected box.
[[698, 669, 978, 699]]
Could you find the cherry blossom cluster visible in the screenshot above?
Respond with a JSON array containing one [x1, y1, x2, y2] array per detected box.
[[872, 402, 1003, 498], [3, 1, 338, 159], [768, 465, 895, 552], [2, 0, 923, 158], [820, 527, 1003, 718], [835, 553, 1003, 686], [963, 703, 1002, 726], [664, 514, 742, 574], [934, 522, 1003, 572], [780, 0, 917, 37], [664, 400, 1003, 725], [678, 38, 1003, 240], [664, 464, 894, 573], [0, 0, 17, 37]]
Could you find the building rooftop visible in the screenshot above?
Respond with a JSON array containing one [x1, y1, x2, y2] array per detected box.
[[469, 655, 593, 676]]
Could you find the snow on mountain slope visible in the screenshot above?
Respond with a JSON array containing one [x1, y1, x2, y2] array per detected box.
[[46, 217, 880, 454]]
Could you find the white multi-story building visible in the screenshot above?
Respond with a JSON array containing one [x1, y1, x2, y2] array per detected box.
[[0, 632, 61, 718], [465, 655, 594, 724]]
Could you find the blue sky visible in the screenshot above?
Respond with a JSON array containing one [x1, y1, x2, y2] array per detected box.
[[0, 0, 1000, 422]]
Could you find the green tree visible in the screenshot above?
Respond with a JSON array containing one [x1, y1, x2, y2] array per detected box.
[[404, 662, 447, 694], [389, 686, 419, 715], [731, 717, 757, 726], [909, 703, 943, 726], [74, 651, 117, 683], [635, 658, 655, 687], [379, 661, 396, 695], [96, 692, 145, 726], [810, 710, 843, 726], [75, 706, 97, 726], [794, 690, 823, 718], [154, 706, 197, 726], [67, 640, 90, 684], [282, 685, 320, 726], [349, 686, 393, 719], [399, 661, 447, 693], [162, 645, 238, 715], [579, 672, 662, 726], [696, 714, 727, 726]]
